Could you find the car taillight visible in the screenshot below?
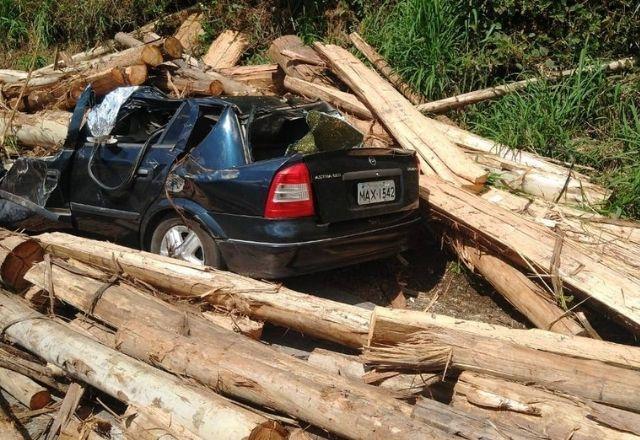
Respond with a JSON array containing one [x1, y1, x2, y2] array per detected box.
[[265, 163, 315, 219]]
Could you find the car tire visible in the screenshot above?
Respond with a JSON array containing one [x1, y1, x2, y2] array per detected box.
[[149, 215, 223, 268]]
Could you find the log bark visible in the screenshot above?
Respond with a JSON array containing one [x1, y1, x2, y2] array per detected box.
[[419, 175, 640, 332], [315, 42, 487, 185], [171, 60, 258, 96], [23, 260, 445, 439], [0, 368, 50, 410], [452, 238, 585, 335], [151, 70, 223, 96], [269, 36, 335, 87], [0, 348, 67, 394], [201, 311, 263, 340], [0, 233, 44, 291], [173, 13, 204, 52], [417, 57, 637, 113], [452, 371, 640, 440], [116, 320, 444, 440], [34, 232, 371, 348], [0, 110, 70, 149], [349, 32, 424, 105], [366, 307, 640, 411], [217, 64, 284, 94], [203, 30, 249, 68], [0, 291, 273, 439]]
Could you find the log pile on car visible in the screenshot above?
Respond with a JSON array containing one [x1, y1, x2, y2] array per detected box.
[[1, 8, 640, 439]]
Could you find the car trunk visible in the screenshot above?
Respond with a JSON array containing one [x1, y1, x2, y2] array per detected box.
[[303, 147, 419, 224]]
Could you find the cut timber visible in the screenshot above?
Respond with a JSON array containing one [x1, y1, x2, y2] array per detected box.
[[172, 60, 258, 96], [201, 311, 263, 340], [0, 232, 44, 290], [23, 261, 444, 439], [203, 30, 249, 68], [0, 70, 29, 84], [35, 44, 114, 74], [411, 396, 540, 440], [217, 64, 284, 94], [417, 56, 637, 113], [0, 402, 23, 440], [367, 307, 640, 411], [46, 382, 84, 440], [315, 42, 487, 185], [1, 72, 68, 99], [152, 70, 224, 96], [453, 372, 640, 440], [0, 110, 70, 149], [0, 347, 67, 394], [122, 406, 201, 440], [0, 291, 274, 439], [173, 13, 204, 52], [114, 33, 183, 60], [367, 306, 640, 370], [284, 76, 373, 119], [452, 239, 585, 335], [420, 175, 640, 331], [349, 32, 424, 105], [269, 35, 334, 87], [35, 232, 371, 347], [0, 368, 50, 410], [116, 321, 444, 440]]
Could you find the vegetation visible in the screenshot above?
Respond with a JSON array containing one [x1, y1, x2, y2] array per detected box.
[[1, 0, 638, 217]]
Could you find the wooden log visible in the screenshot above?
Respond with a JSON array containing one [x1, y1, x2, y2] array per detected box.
[[0, 70, 29, 84], [0, 348, 67, 394], [201, 311, 263, 340], [269, 35, 334, 87], [452, 371, 640, 440], [452, 239, 586, 335], [217, 64, 284, 94], [0, 110, 70, 149], [367, 306, 640, 370], [203, 30, 249, 68], [122, 406, 201, 440], [34, 232, 371, 348], [114, 33, 183, 60], [349, 32, 424, 105], [171, 60, 258, 96], [0, 233, 44, 291], [366, 307, 640, 411], [1, 72, 69, 99], [417, 57, 637, 113], [151, 70, 224, 96], [116, 320, 444, 440], [411, 396, 540, 440], [173, 13, 204, 52], [0, 291, 276, 439], [35, 44, 115, 74], [0, 402, 24, 440], [46, 382, 84, 440], [314, 42, 487, 185], [0, 368, 50, 410], [419, 175, 640, 332], [284, 76, 373, 119], [23, 261, 445, 439]]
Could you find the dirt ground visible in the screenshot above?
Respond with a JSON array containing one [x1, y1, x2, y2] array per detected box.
[[283, 231, 528, 330]]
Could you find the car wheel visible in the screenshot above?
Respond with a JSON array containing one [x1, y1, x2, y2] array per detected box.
[[149, 216, 222, 268]]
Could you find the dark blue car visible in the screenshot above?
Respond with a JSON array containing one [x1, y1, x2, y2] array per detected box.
[[0, 86, 420, 278]]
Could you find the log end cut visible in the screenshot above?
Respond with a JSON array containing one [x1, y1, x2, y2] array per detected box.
[[29, 389, 52, 410], [0, 236, 44, 290], [248, 421, 288, 440]]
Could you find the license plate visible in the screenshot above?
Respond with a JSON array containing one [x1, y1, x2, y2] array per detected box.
[[357, 180, 396, 205]]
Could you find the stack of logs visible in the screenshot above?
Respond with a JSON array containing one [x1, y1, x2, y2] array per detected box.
[[0, 230, 638, 439]]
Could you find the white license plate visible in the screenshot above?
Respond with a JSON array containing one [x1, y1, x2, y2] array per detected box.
[[357, 180, 396, 205]]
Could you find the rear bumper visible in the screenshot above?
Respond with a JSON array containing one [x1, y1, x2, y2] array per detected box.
[[217, 215, 421, 278]]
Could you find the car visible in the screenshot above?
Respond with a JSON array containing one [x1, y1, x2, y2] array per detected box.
[[0, 86, 421, 278]]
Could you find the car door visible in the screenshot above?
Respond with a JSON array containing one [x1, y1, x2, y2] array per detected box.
[[69, 103, 184, 243]]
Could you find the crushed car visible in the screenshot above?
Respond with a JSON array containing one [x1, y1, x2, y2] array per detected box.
[[0, 86, 420, 278]]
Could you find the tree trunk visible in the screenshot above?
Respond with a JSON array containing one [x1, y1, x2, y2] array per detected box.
[[217, 64, 284, 94], [151, 70, 223, 96], [114, 33, 183, 60], [452, 371, 640, 440], [0, 233, 44, 291], [349, 32, 424, 105], [0, 110, 70, 149], [419, 175, 640, 332], [173, 13, 204, 52], [116, 321, 445, 440], [0, 291, 274, 440], [451, 238, 586, 335], [0, 403, 24, 440], [34, 232, 371, 347], [314, 42, 487, 185], [35, 44, 115, 74], [0, 348, 67, 394], [0, 368, 50, 410], [172, 60, 259, 96], [268, 35, 335, 87], [201, 311, 263, 340], [203, 30, 249, 68], [121, 406, 202, 440], [366, 307, 640, 411]]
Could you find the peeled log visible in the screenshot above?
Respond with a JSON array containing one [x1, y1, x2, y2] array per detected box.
[[452, 239, 585, 335], [0, 367, 50, 410], [172, 60, 258, 96], [315, 42, 487, 185], [453, 372, 640, 440], [0, 291, 273, 439], [349, 32, 424, 105], [35, 232, 371, 347], [0, 232, 44, 290], [0, 110, 70, 149], [122, 406, 202, 440], [269, 35, 334, 87], [203, 30, 249, 68], [173, 13, 204, 52], [367, 307, 640, 411], [217, 64, 284, 94], [152, 70, 223, 96]]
